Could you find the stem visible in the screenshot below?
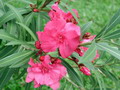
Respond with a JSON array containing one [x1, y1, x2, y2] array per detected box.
[[64, 76, 85, 90], [39, 0, 53, 10]]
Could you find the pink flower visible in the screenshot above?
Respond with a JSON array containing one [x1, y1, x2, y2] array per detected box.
[[80, 66, 91, 76], [65, 9, 79, 24], [75, 46, 100, 61], [80, 32, 96, 44], [49, 3, 79, 24], [26, 55, 67, 90], [49, 3, 66, 20], [37, 19, 80, 58]]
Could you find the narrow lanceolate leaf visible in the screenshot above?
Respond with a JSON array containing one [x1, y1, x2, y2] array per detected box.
[[6, 3, 23, 23], [0, 46, 18, 59], [59, 57, 84, 87], [0, 8, 31, 26], [93, 70, 106, 90], [96, 43, 120, 60], [81, 21, 93, 35], [16, 22, 37, 41], [0, 67, 15, 89], [97, 9, 120, 38], [6, 41, 36, 50], [104, 30, 120, 39], [0, 0, 6, 12], [10, 54, 36, 68], [36, 13, 42, 31], [0, 30, 17, 41], [0, 50, 34, 67], [25, 12, 34, 26], [80, 41, 97, 63]]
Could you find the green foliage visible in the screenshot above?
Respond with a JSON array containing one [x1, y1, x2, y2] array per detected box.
[[0, 0, 120, 90]]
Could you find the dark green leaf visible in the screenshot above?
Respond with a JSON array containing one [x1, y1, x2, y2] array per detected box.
[[6, 3, 23, 23], [0, 67, 15, 89], [0, 50, 34, 67], [0, 46, 18, 59], [104, 30, 120, 39], [59, 57, 84, 87], [16, 22, 37, 41], [0, 8, 31, 26]]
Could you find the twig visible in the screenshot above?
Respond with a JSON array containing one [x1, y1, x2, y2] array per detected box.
[[64, 76, 84, 90]]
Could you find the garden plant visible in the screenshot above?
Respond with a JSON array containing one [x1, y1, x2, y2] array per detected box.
[[0, 0, 120, 90]]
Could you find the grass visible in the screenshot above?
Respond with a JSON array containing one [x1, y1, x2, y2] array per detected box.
[[67, 0, 120, 34]]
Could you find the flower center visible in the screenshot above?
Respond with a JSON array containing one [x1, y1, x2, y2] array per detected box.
[[41, 66, 49, 73], [57, 34, 65, 44]]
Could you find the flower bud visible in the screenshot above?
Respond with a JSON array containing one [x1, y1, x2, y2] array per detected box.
[[39, 56, 45, 61], [54, 59, 62, 64], [35, 41, 41, 49], [80, 66, 91, 76], [33, 9, 39, 12]]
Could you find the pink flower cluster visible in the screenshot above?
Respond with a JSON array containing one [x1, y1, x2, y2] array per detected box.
[[26, 55, 67, 90], [26, 2, 100, 90], [37, 3, 80, 58]]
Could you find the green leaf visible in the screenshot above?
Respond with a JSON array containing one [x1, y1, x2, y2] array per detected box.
[[71, 52, 82, 61], [25, 83, 31, 90], [0, 46, 18, 59], [0, 8, 31, 26], [6, 21, 17, 37], [0, 50, 34, 67], [0, 0, 6, 12], [81, 21, 93, 35], [0, 30, 17, 41], [36, 13, 42, 31], [10, 53, 36, 68], [104, 29, 120, 39], [107, 9, 120, 31], [6, 41, 36, 50], [80, 41, 97, 63], [16, 22, 37, 41], [0, 67, 15, 89], [6, 3, 23, 23], [96, 43, 120, 60], [59, 57, 84, 87], [16, 69, 26, 80], [93, 70, 106, 90], [47, 51, 59, 57], [100, 68, 119, 82], [96, 9, 120, 38], [25, 12, 34, 26]]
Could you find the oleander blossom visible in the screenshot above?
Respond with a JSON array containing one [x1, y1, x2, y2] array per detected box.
[[49, 3, 79, 24], [26, 55, 67, 90], [37, 19, 80, 58]]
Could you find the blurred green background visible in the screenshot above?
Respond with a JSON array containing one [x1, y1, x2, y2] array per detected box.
[[2, 0, 120, 90]]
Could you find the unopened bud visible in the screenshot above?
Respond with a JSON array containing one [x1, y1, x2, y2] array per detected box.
[[35, 41, 41, 49], [80, 66, 91, 76], [33, 9, 39, 12], [39, 56, 45, 61], [54, 59, 62, 64]]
